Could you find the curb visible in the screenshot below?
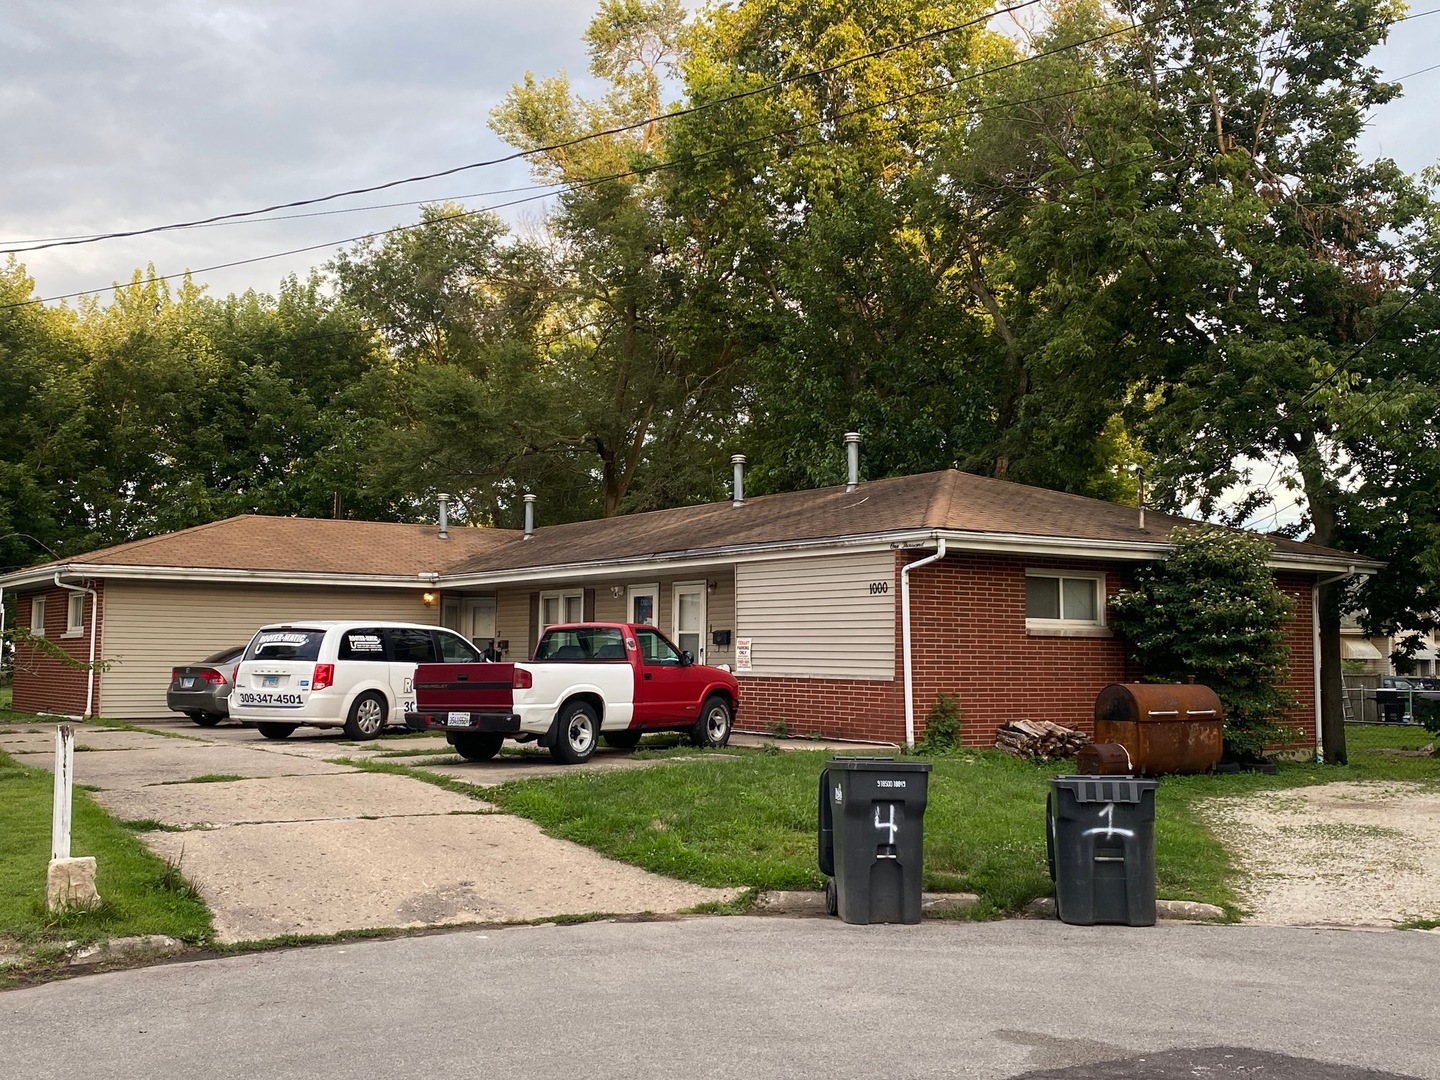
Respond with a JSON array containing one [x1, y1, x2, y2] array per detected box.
[[1024, 897, 1226, 921], [753, 891, 980, 917], [66, 935, 187, 967]]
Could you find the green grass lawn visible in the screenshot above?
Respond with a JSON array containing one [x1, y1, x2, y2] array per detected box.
[[0, 748, 214, 957], [487, 726, 1440, 918], [0, 686, 12, 711]]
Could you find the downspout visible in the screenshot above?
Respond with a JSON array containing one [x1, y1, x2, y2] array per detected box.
[[54, 573, 98, 720], [1312, 565, 1357, 765], [901, 537, 947, 751]]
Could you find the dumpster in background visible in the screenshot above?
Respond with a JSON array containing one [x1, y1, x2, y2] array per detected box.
[[1047, 774, 1157, 926], [818, 757, 932, 924], [1094, 683, 1224, 775]]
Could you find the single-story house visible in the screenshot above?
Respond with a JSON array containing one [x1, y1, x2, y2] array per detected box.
[[2, 464, 1378, 752]]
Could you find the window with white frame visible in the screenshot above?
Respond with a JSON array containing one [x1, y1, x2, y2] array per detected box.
[[66, 593, 86, 636], [1025, 571, 1105, 629], [540, 589, 584, 628], [30, 596, 46, 638]]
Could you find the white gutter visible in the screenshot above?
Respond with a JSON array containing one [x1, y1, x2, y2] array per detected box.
[[901, 537, 947, 751], [0, 529, 1380, 593], [53, 573, 98, 719], [1312, 565, 1359, 765]]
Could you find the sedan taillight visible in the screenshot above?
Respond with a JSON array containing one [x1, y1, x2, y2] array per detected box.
[[202, 669, 226, 685], [512, 667, 532, 690], [313, 663, 335, 691], [171, 668, 182, 683]]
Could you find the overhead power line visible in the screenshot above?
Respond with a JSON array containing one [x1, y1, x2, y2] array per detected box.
[[2, 2, 1428, 312], [0, 0, 1047, 257]]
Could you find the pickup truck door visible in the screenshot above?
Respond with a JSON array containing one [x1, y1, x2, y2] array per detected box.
[[632, 626, 704, 725]]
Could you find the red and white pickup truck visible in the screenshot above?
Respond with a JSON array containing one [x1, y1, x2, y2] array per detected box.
[[403, 622, 740, 764]]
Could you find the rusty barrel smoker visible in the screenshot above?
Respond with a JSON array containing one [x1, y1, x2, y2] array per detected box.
[[1093, 683, 1225, 776]]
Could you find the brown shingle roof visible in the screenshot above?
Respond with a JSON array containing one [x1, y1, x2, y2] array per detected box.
[[30, 515, 517, 577], [452, 469, 1369, 573], [9, 470, 1370, 585]]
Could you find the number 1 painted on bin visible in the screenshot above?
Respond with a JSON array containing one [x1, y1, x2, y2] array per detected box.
[[1082, 803, 1135, 840]]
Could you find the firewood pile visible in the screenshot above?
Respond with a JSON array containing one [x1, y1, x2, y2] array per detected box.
[[994, 720, 1090, 760]]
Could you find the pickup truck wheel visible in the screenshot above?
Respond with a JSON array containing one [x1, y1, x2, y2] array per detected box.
[[256, 723, 297, 740], [602, 730, 642, 750], [550, 701, 599, 764], [343, 691, 388, 740], [690, 695, 733, 748], [450, 733, 504, 761]]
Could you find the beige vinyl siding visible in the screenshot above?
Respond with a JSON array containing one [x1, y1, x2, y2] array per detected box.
[[735, 551, 895, 680], [102, 581, 438, 718], [495, 588, 533, 661], [491, 571, 737, 667]]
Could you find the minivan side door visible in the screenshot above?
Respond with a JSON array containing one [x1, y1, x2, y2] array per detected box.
[[383, 627, 439, 717]]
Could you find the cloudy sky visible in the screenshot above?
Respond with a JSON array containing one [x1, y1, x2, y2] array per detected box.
[[3, 0, 1438, 307]]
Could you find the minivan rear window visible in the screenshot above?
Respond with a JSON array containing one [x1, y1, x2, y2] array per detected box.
[[245, 629, 325, 662]]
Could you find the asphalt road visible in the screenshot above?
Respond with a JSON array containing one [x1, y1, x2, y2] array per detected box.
[[5, 918, 1437, 1079]]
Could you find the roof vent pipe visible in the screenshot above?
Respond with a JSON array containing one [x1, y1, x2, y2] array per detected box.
[[438, 493, 451, 540], [1136, 467, 1145, 531], [731, 455, 746, 507], [523, 493, 536, 539], [844, 432, 862, 492]]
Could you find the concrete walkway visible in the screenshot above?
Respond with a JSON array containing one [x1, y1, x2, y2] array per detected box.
[[0, 717, 744, 942]]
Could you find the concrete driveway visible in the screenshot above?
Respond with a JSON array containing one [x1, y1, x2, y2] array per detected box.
[[0, 717, 740, 942]]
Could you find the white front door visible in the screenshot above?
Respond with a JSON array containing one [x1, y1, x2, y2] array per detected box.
[[673, 582, 706, 664], [463, 597, 497, 651]]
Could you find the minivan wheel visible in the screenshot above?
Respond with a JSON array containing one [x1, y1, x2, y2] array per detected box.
[[550, 701, 599, 765], [450, 732, 504, 762], [602, 730, 642, 750], [257, 723, 297, 740], [344, 691, 388, 740]]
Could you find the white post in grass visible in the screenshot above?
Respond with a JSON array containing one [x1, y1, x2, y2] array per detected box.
[[52, 725, 73, 859], [46, 723, 100, 911]]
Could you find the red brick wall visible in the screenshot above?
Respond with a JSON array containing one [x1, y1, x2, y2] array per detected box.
[[11, 581, 105, 717], [1274, 573, 1318, 751], [736, 551, 1321, 751]]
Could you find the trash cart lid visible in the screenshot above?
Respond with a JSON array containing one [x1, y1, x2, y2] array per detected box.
[[825, 756, 933, 773]]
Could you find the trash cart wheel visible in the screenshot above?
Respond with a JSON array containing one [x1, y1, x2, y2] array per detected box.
[[824, 877, 838, 916]]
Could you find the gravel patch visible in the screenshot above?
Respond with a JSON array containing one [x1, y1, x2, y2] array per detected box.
[[1203, 781, 1440, 927]]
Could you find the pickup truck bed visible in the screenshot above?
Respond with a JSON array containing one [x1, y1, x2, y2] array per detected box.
[[405, 622, 740, 764]]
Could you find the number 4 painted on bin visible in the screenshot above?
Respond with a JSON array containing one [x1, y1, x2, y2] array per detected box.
[[874, 804, 899, 843], [1082, 803, 1135, 840]]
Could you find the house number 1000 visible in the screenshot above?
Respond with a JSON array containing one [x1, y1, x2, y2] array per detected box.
[[868, 581, 890, 594]]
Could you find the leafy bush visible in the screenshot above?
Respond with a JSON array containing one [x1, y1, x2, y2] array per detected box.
[[1416, 698, 1440, 738], [916, 693, 963, 755], [1109, 526, 1296, 761]]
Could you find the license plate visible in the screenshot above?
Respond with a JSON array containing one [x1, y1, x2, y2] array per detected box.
[[262, 675, 280, 688], [180, 677, 195, 688], [447, 712, 472, 727]]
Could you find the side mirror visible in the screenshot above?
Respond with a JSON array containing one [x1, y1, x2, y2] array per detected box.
[[680, 650, 693, 667]]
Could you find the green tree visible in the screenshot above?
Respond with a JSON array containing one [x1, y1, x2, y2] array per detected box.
[[1109, 527, 1297, 761], [492, 0, 742, 515]]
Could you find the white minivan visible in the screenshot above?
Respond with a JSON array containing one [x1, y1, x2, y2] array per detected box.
[[230, 621, 487, 741]]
